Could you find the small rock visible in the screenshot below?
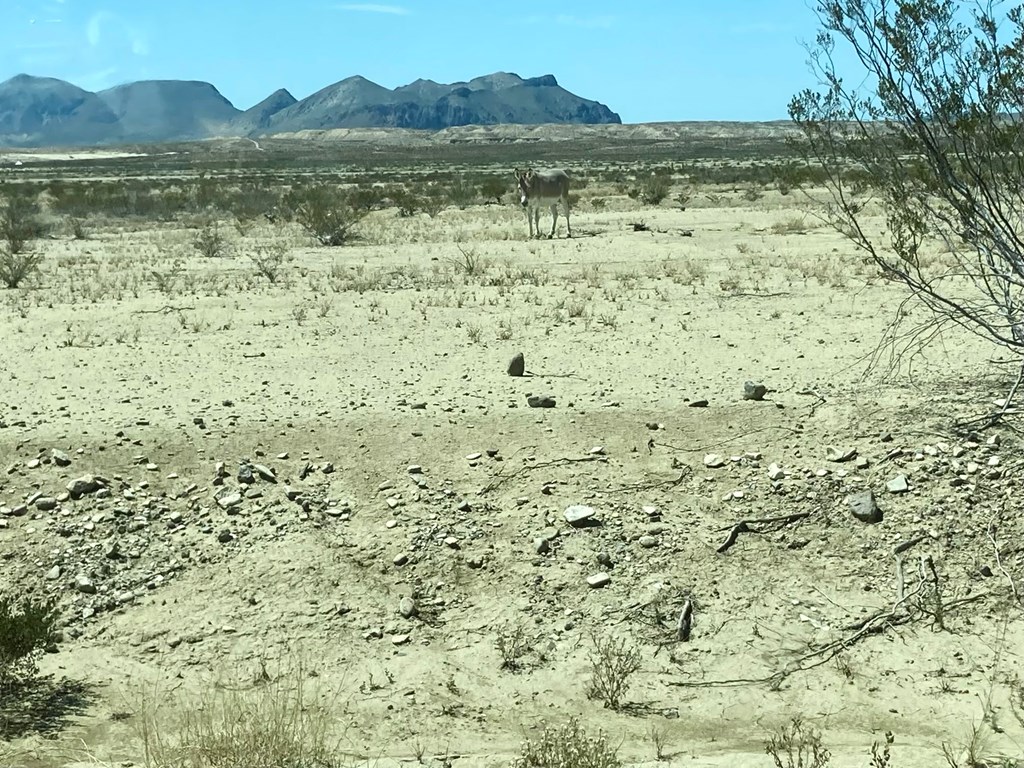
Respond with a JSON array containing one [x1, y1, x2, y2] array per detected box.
[[742, 381, 768, 401], [587, 572, 611, 588], [407, 465, 423, 474], [638, 535, 658, 549], [767, 463, 785, 481], [688, 399, 709, 408], [527, 394, 556, 408], [703, 454, 726, 468], [237, 464, 255, 484], [391, 634, 411, 646], [45, 565, 61, 580], [826, 447, 858, 462], [252, 464, 277, 483], [75, 574, 96, 594], [534, 537, 550, 554], [51, 449, 72, 467], [66, 475, 101, 499], [35, 496, 58, 511], [393, 553, 409, 567], [465, 452, 482, 461], [886, 474, 910, 494], [216, 492, 243, 510], [846, 489, 883, 523], [507, 352, 526, 377], [596, 552, 613, 568], [564, 505, 596, 526], [398, 597, 418, 619], [217, 530, 233, 543]]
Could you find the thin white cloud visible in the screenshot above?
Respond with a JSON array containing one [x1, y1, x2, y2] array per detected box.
[[335, 4, 410, 15], [86, 11, 148, 55]]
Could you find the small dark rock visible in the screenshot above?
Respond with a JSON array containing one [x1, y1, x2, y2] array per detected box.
[[743, 381, 768, 401], [507, 352, 526, 377], [527, 394, 556, 408], [846, 489, 883, 523]]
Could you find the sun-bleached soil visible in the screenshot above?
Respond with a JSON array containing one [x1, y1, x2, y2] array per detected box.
[[1, 145, 1023, 768]]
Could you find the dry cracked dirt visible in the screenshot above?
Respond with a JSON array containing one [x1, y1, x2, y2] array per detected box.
[[1, 156, 1024, 768]]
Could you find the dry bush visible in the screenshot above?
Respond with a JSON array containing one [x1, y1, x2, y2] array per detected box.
[[585, 634, 641, 711], [192, 222, 229, 258], [132, 659, 343, 768], [251, 243, 289, 284], [765, 717, 830, 768], [495, 622, 532, 672], [511, 717, 620, 768]]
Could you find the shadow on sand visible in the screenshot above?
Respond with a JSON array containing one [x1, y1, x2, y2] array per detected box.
[[0, 674, 97, 740]]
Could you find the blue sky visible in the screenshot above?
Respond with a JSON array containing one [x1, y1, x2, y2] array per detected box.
[[0, 1, 832, 122]]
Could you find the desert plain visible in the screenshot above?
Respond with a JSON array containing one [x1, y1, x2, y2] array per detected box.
[[0, 124, 1023, 768]]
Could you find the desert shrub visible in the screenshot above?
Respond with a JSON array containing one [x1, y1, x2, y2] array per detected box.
[[282, 185, 366, 246], [0, 194, 43, 255], [446, 177, 477, 209], [133, 659, 341, 768], [586, 634, 641, 711], [511, 717, 620, 768], [765, 717, 830, 768], [0, 595, 59, 691], [251, 243, 289, 283], [479, 176, 508, 204], [192, 222, 229, 258], [347, 184, 388, 212], [629, 174, 672, 205], [495, 622, 532, 671]]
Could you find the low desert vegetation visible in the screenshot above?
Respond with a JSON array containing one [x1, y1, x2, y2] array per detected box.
[[0, 594, 59, 694], [131, 659, 342, 768]]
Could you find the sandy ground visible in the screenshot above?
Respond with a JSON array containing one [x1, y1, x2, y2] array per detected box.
[[1, 185, 1023, 768]]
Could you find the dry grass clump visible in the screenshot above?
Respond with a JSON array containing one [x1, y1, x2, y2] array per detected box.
[[132, 659, 344, 768]]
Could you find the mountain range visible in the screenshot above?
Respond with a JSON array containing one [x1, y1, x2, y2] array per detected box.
[[0, 72, 621, 148]]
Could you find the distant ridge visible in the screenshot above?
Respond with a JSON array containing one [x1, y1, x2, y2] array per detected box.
[[0, 71, 621, 148]]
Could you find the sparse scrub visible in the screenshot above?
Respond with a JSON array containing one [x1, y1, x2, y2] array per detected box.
[[479, 176, 508, 204], [586, 634, 641, 711], [0, 195, 44, 288], [495, 622, 532, 671], [448, 244, 488, 277], [251, 243, 289, 284], [283, 185, 366, 246], [192, 222, 229, 258], [764, 717, 830, 768], [770, 217, 811, 236], [511, 717, 620, 768], [629, 173, 672, 205], [132, 659, 341, 768]]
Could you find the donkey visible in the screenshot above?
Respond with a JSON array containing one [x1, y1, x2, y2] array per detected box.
[[513, 167, 572, 239]]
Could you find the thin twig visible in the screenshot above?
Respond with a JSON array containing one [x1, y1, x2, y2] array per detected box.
[[988, 524, 1022, 607], [478, 455, 607, 494]]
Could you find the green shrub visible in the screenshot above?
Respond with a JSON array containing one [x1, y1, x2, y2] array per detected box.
[[282, 185, 366, 246], [0, 595, 59, 691], [629, 174, 672, 205]]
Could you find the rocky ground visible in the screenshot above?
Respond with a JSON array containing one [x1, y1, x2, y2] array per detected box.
[[1, 180, 1023, 768]]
